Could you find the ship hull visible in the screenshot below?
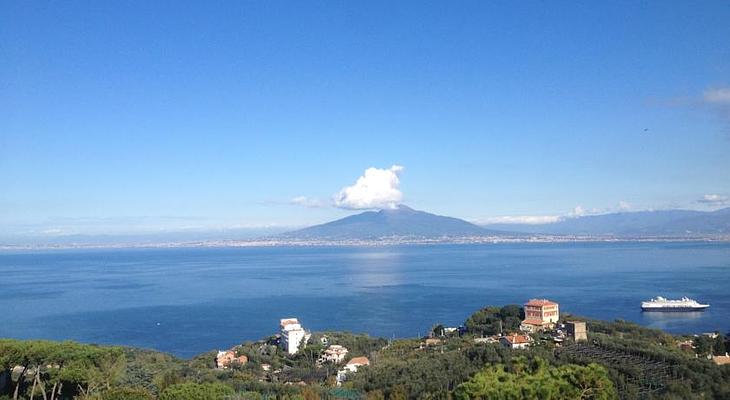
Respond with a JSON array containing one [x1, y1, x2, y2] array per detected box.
[[641, 306, 709, 312]]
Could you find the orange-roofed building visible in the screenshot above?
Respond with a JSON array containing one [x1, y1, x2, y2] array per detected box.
[[216, 350, 248, 369], [346, 356, 370, 368], [337, 356, 371, 386], [714, 354, 730, 366], [500, 334, 532, 349], [521, 299, 559, 332]]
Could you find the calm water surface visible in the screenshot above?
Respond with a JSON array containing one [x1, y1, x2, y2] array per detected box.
[[1, 242, 728, 358]]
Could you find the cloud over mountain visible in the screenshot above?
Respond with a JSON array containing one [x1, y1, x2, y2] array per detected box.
[[698, 194, 729, 205], [333, 165, 404, 210]]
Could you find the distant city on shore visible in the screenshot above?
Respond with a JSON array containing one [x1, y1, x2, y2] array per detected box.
[[4, 205, 730, 250]]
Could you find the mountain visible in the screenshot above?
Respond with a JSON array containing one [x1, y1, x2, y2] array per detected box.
[[282, 205, 505, 239], [483, 208, 730, 236]]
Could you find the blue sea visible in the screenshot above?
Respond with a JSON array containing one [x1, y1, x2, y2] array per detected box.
[[1, 242, 728, 358]]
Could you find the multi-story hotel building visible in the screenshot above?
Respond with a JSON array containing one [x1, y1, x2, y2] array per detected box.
[[521, 299, 559, 332], [280, 318, 309, 355]]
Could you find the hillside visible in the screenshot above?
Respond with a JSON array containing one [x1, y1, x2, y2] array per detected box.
[[1, 308, 728, 399], [282, 205, 506, 239], [484, 208, 730, 236]]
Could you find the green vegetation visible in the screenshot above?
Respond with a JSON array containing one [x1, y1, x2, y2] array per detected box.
[[0, 340, 126, 400], [693, 333, 726, 357], [464, 305, 524, 336], [454, 357, 617, 400], [1, 306, 728, 399], [158, 382, 234, 400]]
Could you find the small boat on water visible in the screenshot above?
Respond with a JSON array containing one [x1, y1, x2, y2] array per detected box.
[[641, 296, 709, 312]]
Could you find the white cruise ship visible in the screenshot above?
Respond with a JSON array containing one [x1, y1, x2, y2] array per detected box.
[[641, 296, 709, 312]]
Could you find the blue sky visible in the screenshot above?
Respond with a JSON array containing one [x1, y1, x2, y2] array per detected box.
[[2, 1, 730, 236]]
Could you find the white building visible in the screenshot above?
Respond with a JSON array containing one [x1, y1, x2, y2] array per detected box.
[[280, 318, 310, 355], [321, 345, 349, 363], [500, 334, 532, 349], [336, 357, 370, 385]]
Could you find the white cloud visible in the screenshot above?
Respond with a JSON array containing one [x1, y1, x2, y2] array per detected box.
[[333, 165, 404, 210], [703, 88, 730, 104], [697, 194, 729, 205], [565, 205, 597, 218], [567, 202, 631, 218], [476, 202, 632, 225], [289, 196, 327, 208], [476, 215, 562, 225], [570, 205, 587, 217]]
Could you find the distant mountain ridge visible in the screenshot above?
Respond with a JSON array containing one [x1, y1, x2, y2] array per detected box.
[[282, 205, 505, 239], [483, 207, 730, 236]]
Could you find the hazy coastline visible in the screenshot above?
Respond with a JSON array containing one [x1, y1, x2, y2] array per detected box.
[[3, 234, 730, 251]]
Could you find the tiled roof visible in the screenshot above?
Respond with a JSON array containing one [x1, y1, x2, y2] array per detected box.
[[522, 318, 547, 325], [504, 335, 531, 344], [347, 356, 370, 366], [280, 318, 300, 326], [325, 345, 349, 354], [525, 299, 558, 307], [216, 350, 248, 367], [714, 355, 730, 366]]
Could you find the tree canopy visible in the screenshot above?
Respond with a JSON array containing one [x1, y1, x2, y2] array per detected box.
[[464, 305, 524, 336], [454, 357, 618, 400], [158, 382, 234, 400]]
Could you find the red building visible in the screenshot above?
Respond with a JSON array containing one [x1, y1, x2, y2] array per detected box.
[[521, 299, 559, 332]]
